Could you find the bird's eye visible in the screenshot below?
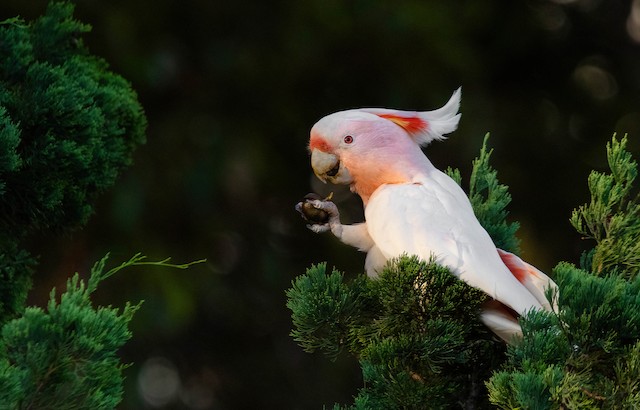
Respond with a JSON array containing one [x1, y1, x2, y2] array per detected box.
[[343, 135, 353, 144]]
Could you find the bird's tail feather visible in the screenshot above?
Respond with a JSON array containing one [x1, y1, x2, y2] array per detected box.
[[480, 300, 523, 344], [497, 248, 559, 312]]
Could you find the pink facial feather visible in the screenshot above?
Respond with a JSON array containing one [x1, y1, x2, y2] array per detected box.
[[308, 133, 332, 152]]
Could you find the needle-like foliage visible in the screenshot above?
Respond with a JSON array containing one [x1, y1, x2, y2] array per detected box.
[[0, 1, 146, 237], [570, 136, 640, 278], [0, 1, 147, 328], [0, 3, 180, 409], [289, 256, 505, 410], [0, 254, 204, 410], [287, 263, 370, 358], [487, 135, 640, 409]]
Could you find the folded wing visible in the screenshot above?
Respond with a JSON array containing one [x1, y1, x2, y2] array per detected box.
[[365, 174, 545, 317]]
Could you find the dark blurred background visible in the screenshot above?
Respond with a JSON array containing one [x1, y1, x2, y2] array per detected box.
[[2, 0, 640, 408]]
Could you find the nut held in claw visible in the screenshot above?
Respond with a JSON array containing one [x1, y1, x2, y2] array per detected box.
[[295, 192, 334, 225]]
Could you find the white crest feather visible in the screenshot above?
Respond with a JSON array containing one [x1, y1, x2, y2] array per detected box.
[[419, 87, 462, 145], [360, 87, 462, 146]]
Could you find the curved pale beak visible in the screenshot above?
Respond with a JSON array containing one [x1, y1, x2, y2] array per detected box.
[[311, 149, 352, 185]]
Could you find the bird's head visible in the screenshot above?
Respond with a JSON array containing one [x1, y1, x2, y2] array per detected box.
[[307, 88, 462, 201]]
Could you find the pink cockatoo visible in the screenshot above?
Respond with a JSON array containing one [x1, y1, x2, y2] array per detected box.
[[300, 88, 557, 342]]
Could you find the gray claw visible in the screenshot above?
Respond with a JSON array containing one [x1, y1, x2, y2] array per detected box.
[[308, 199, 339, 218], [308, 223, 330, 233]]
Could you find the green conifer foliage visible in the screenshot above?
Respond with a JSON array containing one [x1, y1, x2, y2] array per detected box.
[[0, 254, 203, 409], [287, 262, 369, 358], [570, 136, 640, 278], [487, 136, 640, 409], [0, 3, 169, 408], [289, 257, 505, 409], [0, 1, 146, 326], [0, 1, 146, 236], [0, 244, 34, 327], [288, 137, 518, 409]]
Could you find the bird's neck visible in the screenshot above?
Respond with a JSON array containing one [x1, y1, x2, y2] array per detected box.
[[351, 150, 435, 205]]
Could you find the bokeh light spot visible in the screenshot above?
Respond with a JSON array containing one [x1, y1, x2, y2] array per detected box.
[[138, 357, 181, 407]]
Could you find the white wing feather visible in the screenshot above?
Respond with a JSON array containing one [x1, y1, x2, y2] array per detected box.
[[365, 170, 543, 316]]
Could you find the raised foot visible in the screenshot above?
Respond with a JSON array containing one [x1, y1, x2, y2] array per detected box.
[[295, 193, 340, 234]]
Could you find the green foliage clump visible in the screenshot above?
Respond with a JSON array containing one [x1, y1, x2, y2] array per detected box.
[[0, 3, 165, 408], [287, 263, 369, 358], [0, 0, 147, 328], [0, 254, 137, 409], [289, 136, 518, 409], [0, 1, 146, 237], [570, 136, 640, 278], [487, 135, 640, 409], [0, 244, 35, 325], [0, 253, 203, 409], [289, 256, 504, 409]]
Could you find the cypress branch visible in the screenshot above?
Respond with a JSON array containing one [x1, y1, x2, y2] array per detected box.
[[289, 256, 504, 409], [0, 3, 198, 408], [0, 245, 34, 324], [487, 135, 640, 409], [570, 135, 640, 278], [286, 263, 369, 359], [0, 253, 204, 409], [0, 1, 146, 238]]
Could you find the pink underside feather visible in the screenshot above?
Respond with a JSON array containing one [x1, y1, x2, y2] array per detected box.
[[497, 248, 540, 284]]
